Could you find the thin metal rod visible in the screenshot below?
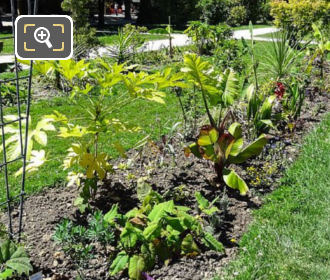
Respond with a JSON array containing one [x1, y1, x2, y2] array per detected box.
[[18, 0, 37, 241], [0, 156, 25, 168], [0, 76, 31, 83], [0, 83, 13, 237], [0, 116, 26, 127]]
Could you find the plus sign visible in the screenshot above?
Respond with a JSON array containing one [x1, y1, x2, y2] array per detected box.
[[37, 30, 47, 40]]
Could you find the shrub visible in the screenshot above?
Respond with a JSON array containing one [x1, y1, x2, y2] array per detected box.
[[184, 21, 233, 55], [61, 0, 99, 58], [197, 0, 230, 24], [227, 5, 247, 26], [212, 39, 247, 73], [270, 0, 330, 39]]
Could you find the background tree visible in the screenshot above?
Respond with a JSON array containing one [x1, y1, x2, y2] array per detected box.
[[124, 0, 131, 20], [197, 0, 229, 24], [270, 0, 330, 39]]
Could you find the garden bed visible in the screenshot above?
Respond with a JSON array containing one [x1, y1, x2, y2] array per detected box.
[[2, 91, 329, 280]]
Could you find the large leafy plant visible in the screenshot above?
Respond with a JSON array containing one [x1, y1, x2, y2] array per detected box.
[[105, 187, 223, 280], [0, 239, 32, 279], [185, 121, 267, 195], [43, 59, 180, 211], [181, 53, 267, 195]]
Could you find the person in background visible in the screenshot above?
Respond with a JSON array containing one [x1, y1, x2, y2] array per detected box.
[[114, 2, 118, 16]]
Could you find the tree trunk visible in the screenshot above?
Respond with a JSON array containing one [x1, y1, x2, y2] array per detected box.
[[98, 0, 105, 28], [137, 0, 152, 24], [124, 0, 131, 20], [17, 0, 27, 15]]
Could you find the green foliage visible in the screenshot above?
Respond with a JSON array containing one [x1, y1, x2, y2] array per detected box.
[[212, 39, 247, 73], [283, 79, 305, 121], [197, 0, 230, 24], [307, 24, 330, 79], [247, 84, 276, 134], [38, 59, 179, 210], [184, 21, 233, 55], [0, 83, 27, 106], [0, 239, 32, 279], [227, 5, 247, 27], [270, 0, 330, 39], [61, 0, 99, 58], [0, 115, 54, 177], [106, 188, 223, 279], [53, 211, 115, 268], [242, 24, 277, 134], [181, 53, 240, 127], [195, 192, 219, 216], [185, 122, 267, 195], [108, 24, 148, 63], [260, 31, 305, 81]]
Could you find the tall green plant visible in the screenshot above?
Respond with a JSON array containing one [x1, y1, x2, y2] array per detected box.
[[307, 23, 330, 79]]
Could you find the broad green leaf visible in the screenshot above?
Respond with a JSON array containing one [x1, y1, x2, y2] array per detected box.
[[143, 221, 161, 241], [228, 134, 267, 164], [128, 255, 145, 280], [148, 200, 174, 222], [198, 128, 219, 146], [223, 168, 248, 195], [0, 268, 14, 279], [195, 192, 209, 209], [181, 234, 200, 255], [0, 242, 32, 277], [110, 251, 129, 276], [104, 204, 119, 226], [228, 122, 242, 139], [202, 232, 224, 252], [120, 222, 141, 248]]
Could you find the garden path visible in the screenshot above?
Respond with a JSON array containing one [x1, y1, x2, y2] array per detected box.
[[0, 27, 279, 65], [91, 27, 279, 57]]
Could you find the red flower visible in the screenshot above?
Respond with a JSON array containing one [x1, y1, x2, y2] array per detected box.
[[274, 82, 285, 99]]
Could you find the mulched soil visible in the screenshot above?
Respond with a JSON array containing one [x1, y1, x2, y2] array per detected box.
[[1, 87, 329, 280]]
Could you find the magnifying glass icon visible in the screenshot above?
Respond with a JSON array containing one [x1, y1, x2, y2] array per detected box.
[[34, 27, 53, 49]]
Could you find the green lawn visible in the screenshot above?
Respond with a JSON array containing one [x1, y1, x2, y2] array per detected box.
[[0, 91, 183, 204], [215, 114, 330, 280], [0, 32, 14, 54]]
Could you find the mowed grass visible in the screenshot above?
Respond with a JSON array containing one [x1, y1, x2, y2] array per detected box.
[[0, 91, 182, 204], [0, 32, 14, 54], [215, 114, 330, 280]]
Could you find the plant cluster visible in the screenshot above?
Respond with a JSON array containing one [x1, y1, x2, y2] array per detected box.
[[270, 0, 330, 41], [184, 21, 233, 55], [53, 211, 115, 270], [105, 186, 224, 280]]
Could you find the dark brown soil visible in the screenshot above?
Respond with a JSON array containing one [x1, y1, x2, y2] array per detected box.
[[1, 91, 329, 280]]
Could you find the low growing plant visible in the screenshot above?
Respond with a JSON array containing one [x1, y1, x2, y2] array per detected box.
[[0, 239, 32, 279], [105, 187, 224, 280]]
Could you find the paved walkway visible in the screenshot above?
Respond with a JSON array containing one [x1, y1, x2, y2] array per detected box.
[[1, 27, 279, 65], [92, 27, 279, 57]]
